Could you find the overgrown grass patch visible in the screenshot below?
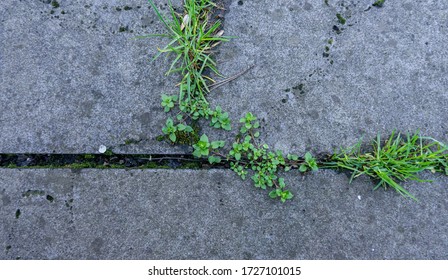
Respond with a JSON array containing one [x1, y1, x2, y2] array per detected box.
[[325, 131, 448, 200]]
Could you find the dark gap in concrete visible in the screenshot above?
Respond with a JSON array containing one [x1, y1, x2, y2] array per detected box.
[[0, 153, 333, 170], [0, 153, 207, 169]]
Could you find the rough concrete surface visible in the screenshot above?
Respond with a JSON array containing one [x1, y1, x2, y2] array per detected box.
[[1, 169, 447, 260], [1, 0, 448, 261], [0, 0, 186, 154], [209, 0, 448, 154]]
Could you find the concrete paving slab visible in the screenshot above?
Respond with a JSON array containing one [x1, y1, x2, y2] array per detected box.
[[1, 168, 447, 259], [2, 0, 446, 155], [0, 0, 187, 154], [208, 0, 448, 154]]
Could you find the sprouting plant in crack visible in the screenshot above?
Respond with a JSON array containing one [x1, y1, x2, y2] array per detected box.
[[142, 0, 448, 203], [325, 131, 448, 200], [190, 112, 319, 202], [143, 0, 233, 144]]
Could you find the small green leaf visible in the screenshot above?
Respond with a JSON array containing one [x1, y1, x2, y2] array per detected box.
[[222, 123, 231, 131], [305, 152, 313, 162], [211, 141, 225, 149], [269, 190, 278, 199], [235, 153, 241, 161], [299, 164, 307, 172], [193, 149, 202, 158], [177, 124, 186, 131], [284, 166, 291, 172], [169, 133, 176, 142], [201, 149, 210, 156], [254, 131, 260, 138], [278, 178, 286, 188], [208, 156, 221, 164], [200, 134, 209, 143]]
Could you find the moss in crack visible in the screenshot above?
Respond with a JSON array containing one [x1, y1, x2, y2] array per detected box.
[[373, 0, 386, 7], [51, 1, 60, 9], [178, 162, 201, 169], [118, 26, 128, 32], [174, 122, 201, 145], [336, 14, 346, 25]]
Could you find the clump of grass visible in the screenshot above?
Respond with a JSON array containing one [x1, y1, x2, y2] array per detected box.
[[144, 0, 232, 112], [326, 131, 448, 200]]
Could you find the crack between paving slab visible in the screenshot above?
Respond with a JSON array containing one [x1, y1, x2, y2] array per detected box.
[[0, 153, 334, 170]]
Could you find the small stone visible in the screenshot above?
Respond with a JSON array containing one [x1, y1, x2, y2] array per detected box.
[[98, 145, 107, 153]]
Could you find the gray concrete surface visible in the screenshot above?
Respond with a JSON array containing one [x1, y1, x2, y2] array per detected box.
[[1, 169, 447, 260], [209, 0, 448, 154], [1, 0, 448, 261], [0, 0, 186, 154], [2, 1, 446, 155]]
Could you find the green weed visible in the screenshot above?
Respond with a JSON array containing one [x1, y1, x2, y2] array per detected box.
[[145, 0, 233, 144], [145, 0, 231, 113], [326, 131, 448, 200]]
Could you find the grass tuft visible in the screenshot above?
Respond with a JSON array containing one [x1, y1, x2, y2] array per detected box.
[[143, 0, 232, 111], [326, 131, 448, 200]]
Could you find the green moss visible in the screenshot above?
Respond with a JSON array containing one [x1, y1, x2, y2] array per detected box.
[[336, 14, 346, 25], [373, 0, 385, 7], [66, 162, 95, 169], [124, 138, 141, 145], [143, 162, 159, 168], [167, 122, 201, 145], [178, 162, 201, 169], [51, 1, 60, 8]]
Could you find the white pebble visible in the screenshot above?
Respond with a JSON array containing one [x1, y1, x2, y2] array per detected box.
[[98, 145, 107, 153]]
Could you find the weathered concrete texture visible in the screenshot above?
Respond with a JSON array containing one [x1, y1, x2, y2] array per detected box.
[[209, 0, 448, 154], [0, 0, 186, 154], [1, 169, 447, 260]]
